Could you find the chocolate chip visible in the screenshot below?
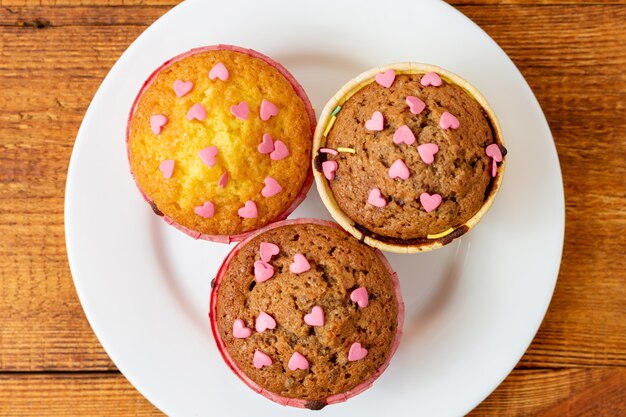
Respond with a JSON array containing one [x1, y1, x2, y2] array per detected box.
[[313, 153, 327, 172], [440, 225, 469, 245], [149, 201, 163, 216], [305, 400, 327, 411]]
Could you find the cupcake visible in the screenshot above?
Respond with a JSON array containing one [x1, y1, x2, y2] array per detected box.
[[126, 45, 316, 243], [209, 219, 404, 409], [313, 63, 506, 253]]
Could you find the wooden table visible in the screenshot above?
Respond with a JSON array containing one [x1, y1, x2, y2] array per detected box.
[[1, 1, 624, 415]]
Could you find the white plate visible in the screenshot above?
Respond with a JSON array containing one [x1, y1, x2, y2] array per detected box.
[[65, 0, 564, 415]]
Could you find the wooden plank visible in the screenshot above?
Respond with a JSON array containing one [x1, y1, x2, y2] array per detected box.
[[471, 367, 626, 416], [0, 1, 175, 7], [0, 373, 161, 416], [0, 368, 623, 415], [535, 367, 626, 417], [0, 0, 624, 379], [2, 3, 626, 28], [454, 0, 626, 4], [0, 5, 168, 26], [2, 1, 626, 7]]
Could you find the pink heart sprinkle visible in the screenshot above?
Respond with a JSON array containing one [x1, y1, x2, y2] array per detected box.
[[388, 159, 410, 180], [348, 342, 368, 361], [232, 319, 252, 339], [187, 103, 207, 121], [194, 201, 214, 218], [238, 200, 258, 219], [485, 143, 503, 162], [420, 192, 442, 212], [262, 176, 282, 197], [199, 146, 218, 167], [392, 125, 416, 145], [304, 305, 324, 327], [417, 143, 439, 165], [218, 171, 228, 189], [365, 111, 384, 131], [368, 188, 387, 208], [492, 159, 498, 178], [288, 352, 309, 371], [208, 62, 229, 81], [406, 96, 426, 114], [290, 253, 310, 274], [375, 69, 396, 88], [253, 350, 272, 369], [173, 79, 193, 97], [322, 160, 338, 181], [260, 99, 279, 121], [254, 260, 274, 283], [255, 311, 276, 332], [159, 159, 174, 179], [440, 111, 460, 129], [421, 72, 442, 87], [258, 133, 274, 154], [319, 148, 338, 155], [259, 242, 279, 262], [270, 140, 289, 160], [230, 101, 249, 120], [150, 114, 167, 134], [350, 287, 369, 308]]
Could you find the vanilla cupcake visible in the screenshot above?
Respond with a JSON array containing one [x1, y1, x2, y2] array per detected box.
[[313, 63, 506, 253], [127, 45, 315, 242]]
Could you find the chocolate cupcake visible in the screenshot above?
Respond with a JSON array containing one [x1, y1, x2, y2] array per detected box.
[[126, 45, 315, 243], [313, 63, 506, 253], [209, 219, 404, 409]]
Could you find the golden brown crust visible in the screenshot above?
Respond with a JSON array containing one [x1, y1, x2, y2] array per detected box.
[[215, 223, 398, 401], [325, 74, 494, 240], [128, 49, 311, 236]]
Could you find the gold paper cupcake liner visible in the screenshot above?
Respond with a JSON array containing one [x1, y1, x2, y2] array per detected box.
[[312, 63, 506, 254]]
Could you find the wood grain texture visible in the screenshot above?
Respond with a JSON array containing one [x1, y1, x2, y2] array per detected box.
[[471, 368, 626, 416], [0, 5, 168, 26], [0, 0, 624, 415], [2, 0, 626, 6], [0, 373, 161, 416], [0, 368, 623, 416], [1, 1, 174, 6]]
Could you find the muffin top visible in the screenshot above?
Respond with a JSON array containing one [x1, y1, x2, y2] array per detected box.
[[320, 71, 500, 241], [127, 48, 313, 237], [212, 221, 400, 408]]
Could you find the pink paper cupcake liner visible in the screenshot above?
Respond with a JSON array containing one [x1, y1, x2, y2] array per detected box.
[[209, 218, 405, 408], [126, 45, 316, 244]]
